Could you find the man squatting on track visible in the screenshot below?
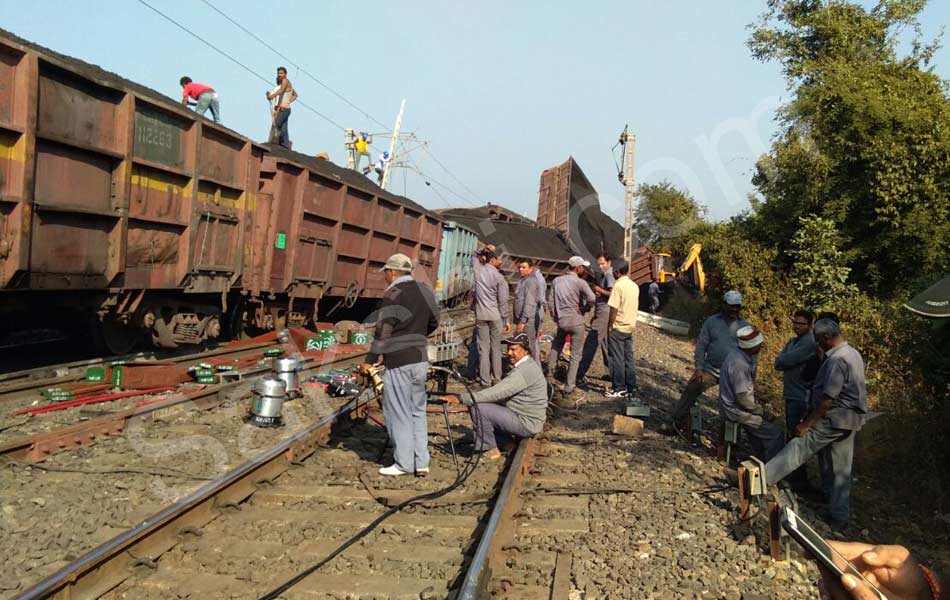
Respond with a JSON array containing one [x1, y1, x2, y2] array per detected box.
[[361, 253, 440, 477], [440, 332, 548, 460], [659, 289, 750, 435], [547, 256, 596, 395]]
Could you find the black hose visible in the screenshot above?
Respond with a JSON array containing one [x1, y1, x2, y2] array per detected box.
[[257, 366, 483, 600]]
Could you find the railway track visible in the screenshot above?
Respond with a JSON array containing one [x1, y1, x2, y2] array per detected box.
[[9, 370, 503, 598]]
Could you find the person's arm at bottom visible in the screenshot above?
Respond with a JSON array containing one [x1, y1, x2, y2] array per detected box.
[[818, 541, 937, 600]]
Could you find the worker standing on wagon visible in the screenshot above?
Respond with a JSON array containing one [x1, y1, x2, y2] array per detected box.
[[362, 254, 440, 477], [513, 259, 543, 362], [576, 253, 615, 388], [472, 244, 510, 386], [180, 77, 220, 123], [547, 257, 596, 396], [266, 67, 297, 149], [659, 290, 750, 435]]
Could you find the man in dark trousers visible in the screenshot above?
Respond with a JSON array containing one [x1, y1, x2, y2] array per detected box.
[[362, 253, 440, 477], [774, 309, 817, 489], [266, 67, 297, 149], [577, 253, 615, 388]]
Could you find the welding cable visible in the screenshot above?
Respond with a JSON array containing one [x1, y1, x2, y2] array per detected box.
[[257, 368, 485, 600]]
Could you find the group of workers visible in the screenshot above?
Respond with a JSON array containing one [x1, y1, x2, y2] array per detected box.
[[360, 248, 939, 600], [657, 291, 868, 531], [179, 67, 297, 149], [469, 248, 644, 405]]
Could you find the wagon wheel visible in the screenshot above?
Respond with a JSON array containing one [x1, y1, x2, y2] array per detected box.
[[92, 316, 142, 355]]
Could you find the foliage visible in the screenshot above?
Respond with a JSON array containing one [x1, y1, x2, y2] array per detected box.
[[747, 0, 950, 295], [787, 216, 858, 312], [634, 180, 706, 252]]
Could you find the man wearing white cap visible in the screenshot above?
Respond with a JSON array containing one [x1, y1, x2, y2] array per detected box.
[[363, 253, 440, 476], [718, 325, 784, 461], [660, 290, 750, 435], [547, 257, 597, 395]]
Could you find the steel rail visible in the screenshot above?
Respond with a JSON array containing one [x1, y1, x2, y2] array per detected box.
[[0, 340, 276, 397], [13, 318, 476, 599], [457, 437, 537, 599], [0, 344, 367, 462], [14, 393, 373, 600]]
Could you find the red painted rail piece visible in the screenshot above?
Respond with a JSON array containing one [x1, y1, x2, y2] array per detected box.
[[16, 387, 176, 416]]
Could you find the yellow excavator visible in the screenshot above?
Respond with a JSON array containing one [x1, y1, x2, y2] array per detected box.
[[657, 243, 705, 292]]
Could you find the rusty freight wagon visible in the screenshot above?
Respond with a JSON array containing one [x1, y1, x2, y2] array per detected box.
[[0, 29, 445, 353]]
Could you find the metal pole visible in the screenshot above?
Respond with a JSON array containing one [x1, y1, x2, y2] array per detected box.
[[381, 98, 406, 191], [621, 128, 637, 264]]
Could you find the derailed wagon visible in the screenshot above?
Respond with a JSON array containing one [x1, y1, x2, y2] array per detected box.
[[0, 29, 447, 353]]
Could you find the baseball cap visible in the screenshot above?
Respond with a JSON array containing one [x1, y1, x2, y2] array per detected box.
[[501, 332, 531, 349], [380, 253, 413, 272], [736, 325, 764, 349], [568, 256, 591, 268], [724, 290, 743, 306]]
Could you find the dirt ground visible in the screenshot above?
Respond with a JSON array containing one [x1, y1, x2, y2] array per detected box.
[[529, 315, 949, 598]]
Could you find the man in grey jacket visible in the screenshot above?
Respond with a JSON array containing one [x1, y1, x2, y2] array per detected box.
[[513, 259, 544, 362], [440, 333, 548, 460], [472, 245, 510, 386], [547, 256, 597, 395]]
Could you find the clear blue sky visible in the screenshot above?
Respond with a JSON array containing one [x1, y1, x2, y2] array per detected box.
[[3, 0, 948, 222]]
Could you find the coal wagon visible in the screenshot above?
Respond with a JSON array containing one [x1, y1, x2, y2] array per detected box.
[[0, 29, 453, 353]]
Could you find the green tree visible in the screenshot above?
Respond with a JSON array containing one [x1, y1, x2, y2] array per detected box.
[[747, 0, 950, 295], [634, 180, 706, 251], [787, 216, 858, 312]]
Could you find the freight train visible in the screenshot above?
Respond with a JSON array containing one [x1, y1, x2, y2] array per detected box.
[[0, 30, 582, 353]]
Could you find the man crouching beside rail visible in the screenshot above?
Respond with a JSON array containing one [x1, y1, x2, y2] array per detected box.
[[439, 333, 548, 459]]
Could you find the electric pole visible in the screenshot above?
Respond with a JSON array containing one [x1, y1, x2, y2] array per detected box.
[[620, 126, 637, 264], [381, 98, 406, 191]]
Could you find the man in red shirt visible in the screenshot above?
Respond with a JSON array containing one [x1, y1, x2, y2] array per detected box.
[[179, 77, 220, 123]]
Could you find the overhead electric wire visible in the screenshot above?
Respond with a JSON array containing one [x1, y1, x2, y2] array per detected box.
[[139, 0, 481, 209], [136, 0, 347, 131], [199, 0, 391, 131]]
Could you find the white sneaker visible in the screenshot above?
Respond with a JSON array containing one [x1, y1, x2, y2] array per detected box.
[[379, 465, 411, 476], [415, 467, 430, 478], [604, 389, 627, 399]]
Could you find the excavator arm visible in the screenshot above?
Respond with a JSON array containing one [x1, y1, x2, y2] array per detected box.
[[677, 243, 705, 293]]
